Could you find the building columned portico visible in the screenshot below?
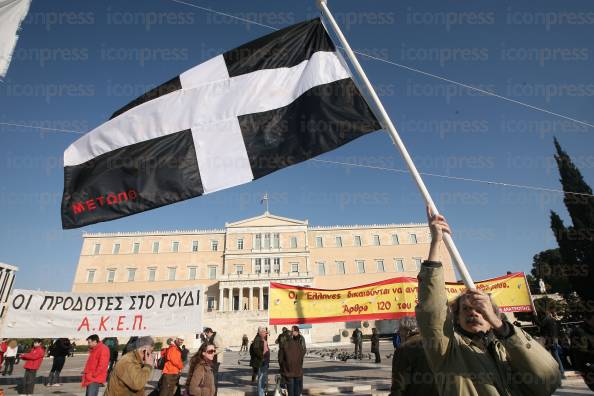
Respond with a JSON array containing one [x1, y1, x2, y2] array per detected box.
[[218, 274, 313, 312]]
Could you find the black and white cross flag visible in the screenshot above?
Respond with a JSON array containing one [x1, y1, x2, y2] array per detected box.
[[61, 18, 381, 229]]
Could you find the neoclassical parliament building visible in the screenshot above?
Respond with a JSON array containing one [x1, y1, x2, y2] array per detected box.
[[72, 211, 455, 345]]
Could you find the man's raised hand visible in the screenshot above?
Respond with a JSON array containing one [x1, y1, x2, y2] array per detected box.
[[426, 206, 451, 243], [426, 206, 451, 262]]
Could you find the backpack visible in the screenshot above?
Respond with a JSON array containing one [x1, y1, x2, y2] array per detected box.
[[156, 349, 167, 370]]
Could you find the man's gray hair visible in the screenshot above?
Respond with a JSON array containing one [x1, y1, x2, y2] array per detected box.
[[399, 316, 418, 332], [450, 292, 501, 328], [135, 336, 155, 349]]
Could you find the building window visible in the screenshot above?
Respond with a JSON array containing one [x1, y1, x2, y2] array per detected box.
[[290, 263, 299, 273], [208, 266, 217, 280], [290, 237, 297, 249], [192, 240, 199, 252], [335, 236, 342, 247], [93, 243, 101, 255], [188, 267, 197, 280], [409, 234, 418, 244], [211, 240, 218, 251], [273, 233, 280, 248], [354, 235, 362, 247], [127, 268, 136, 282], [376, 260, 385, 272], [107, 269, 116, 283], [207, 296, 215, 311], [148, 267, 157, 281], [336, 261, 345, 275], [273, 258, 281, 273], [133, 242, 140, 254], [152, 241, 160, 253], [392, 234, 399, 245], [373, 235, 380, 246], [315, 236, 323, 248], [395, 259, 404, 272], [264, 258, 271, 273], [112, 243, 120, 255], [264, 233, 271, 249], [172, 241, 179, 253], [237, 238, 244, 250], [255, 234, 262, 250], [356, 260, 365, 273], [317, 262, 326, 276], [168, 267, 177, 281], [414, 257, 422, 270], [255, 258, 262, 274], [235, 265, 244, 275], [87, 270, 95, 283]]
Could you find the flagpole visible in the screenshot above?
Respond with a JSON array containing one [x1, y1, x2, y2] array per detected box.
[[317, 0, 476, 288]]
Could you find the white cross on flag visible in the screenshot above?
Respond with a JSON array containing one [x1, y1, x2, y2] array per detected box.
[[61, 18, 381, 229]]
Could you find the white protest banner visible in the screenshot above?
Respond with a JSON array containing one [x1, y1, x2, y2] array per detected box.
[[1, 287, 203, 338]]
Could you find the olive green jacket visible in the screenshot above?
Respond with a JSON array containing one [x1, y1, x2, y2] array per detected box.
[[416, 261, 561, 396], [104, 350, 152, 396]]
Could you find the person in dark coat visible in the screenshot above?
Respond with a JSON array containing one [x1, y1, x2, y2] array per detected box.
[[275, 327, 291, 386], [47, 338, 71, 386], [181, 345, 189, 364], [571, 312, 594, 390], [352, 328, 363, 359], [250, 327, 269, 396], [371, 328, 381, 363], [390, 333, 438, 396], [541, 310, 566, 378], [278, 326, 306, 396], [390, 317, 435, 395], [103, 337, 119, 377], [275, 328, 290, 347]]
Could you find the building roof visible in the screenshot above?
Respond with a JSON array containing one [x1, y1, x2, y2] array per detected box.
[[226, 212, 308, 227], [82, 212, 427, 238]]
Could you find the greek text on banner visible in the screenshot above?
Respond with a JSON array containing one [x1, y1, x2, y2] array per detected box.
[[269, 272, 532, 325], [1, 287, 203, 338]]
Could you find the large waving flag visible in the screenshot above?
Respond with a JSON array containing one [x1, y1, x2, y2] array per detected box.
[[61, 18, 381, 229]]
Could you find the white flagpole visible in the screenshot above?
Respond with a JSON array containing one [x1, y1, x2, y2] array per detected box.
[[317, 0, 476, 288]]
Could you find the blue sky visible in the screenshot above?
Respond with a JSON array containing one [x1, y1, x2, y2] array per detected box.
[[1, 0, 593, 291]]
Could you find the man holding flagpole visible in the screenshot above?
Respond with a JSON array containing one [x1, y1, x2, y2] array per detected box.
[[416, 208, 561, 395]]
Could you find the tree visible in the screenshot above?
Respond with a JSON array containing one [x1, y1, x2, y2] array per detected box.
[[532, 296, 565, 318], [529, 248, 571, 295], [549, 138, 594, 309]]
